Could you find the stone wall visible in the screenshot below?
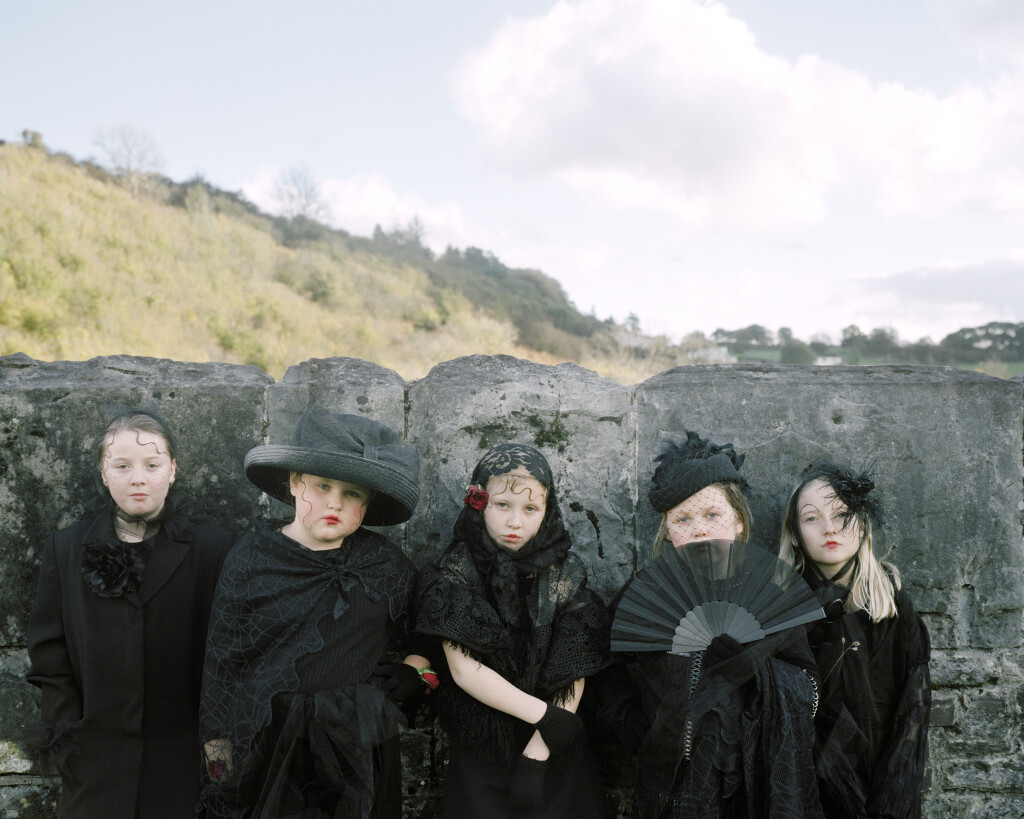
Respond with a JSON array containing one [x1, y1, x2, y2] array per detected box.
[[1, 353, 1022, 817]]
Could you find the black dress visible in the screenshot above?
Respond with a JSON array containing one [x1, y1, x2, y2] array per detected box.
[[200, 522, 415, 819], [808, 581, 931, 819], [415, 543, 610, 819], [598, 580, 823, 819], [25, 502, 234, 819]]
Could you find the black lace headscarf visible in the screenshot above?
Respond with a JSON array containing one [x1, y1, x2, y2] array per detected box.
[[454, 443, 572, 626]]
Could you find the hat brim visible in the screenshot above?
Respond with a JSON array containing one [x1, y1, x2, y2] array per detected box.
[[244, 445, 418, 526]]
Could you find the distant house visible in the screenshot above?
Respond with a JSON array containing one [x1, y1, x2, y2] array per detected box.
[[688, 346, 738, 364], [814, 356, 843, 366]]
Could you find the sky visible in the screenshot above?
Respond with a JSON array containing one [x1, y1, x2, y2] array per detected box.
[[4, 0, 1024, 345]]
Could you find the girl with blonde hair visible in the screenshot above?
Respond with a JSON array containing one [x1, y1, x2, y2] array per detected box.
[[779, 460, 931, 819]]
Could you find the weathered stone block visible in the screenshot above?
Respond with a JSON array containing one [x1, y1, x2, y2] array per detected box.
[[931, 694, 957, 727], [0, 652, 36, 775], [405, 356, 635, 598], [0, 355, 271, 645], [635, 365, 1024, 650], [0, 780, 60, 818]]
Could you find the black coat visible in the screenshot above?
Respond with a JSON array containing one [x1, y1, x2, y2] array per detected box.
[[26, 508, 234, 818]]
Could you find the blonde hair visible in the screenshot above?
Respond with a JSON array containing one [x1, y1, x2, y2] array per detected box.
[[652, 481, 752, 559], [779, 478, 900, 622]]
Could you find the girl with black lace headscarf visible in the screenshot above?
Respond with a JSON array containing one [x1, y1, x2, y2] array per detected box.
[[414, 443, 610, 817], [779, 461, 931, 819], [25, 409, 235, 818]]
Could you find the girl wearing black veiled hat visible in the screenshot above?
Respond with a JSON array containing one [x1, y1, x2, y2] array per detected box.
[[598, 431, 823, 819], [779, 461, 931, 819], [200, 407, 428, 818], [414, 443, 610, 817]]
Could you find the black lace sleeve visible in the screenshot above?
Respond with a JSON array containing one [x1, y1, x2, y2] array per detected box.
[[865, 590, 931, 819], [537, 554, 611, 697]]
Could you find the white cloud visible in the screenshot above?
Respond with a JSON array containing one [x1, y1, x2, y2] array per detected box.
[[454, 0, 1024, 231], [239, 165, 474, 252]]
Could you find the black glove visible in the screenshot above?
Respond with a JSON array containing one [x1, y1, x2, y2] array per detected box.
[[611, 700, 651, 753], [509, 755, 547, 810], [372, 662, 424, 701], [534, 704, 583, 754], [704, 633, 744, 667]]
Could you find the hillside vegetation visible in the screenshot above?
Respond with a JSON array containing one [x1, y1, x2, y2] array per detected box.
[[0, 143, 707, 381]]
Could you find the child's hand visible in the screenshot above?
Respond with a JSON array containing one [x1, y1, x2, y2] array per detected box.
[[509, 754, 547, 810], [372, 661, 424, 701], [533, 703, 583, 754], [704, 633, 744, 667]]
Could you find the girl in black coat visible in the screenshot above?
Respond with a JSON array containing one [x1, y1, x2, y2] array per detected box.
[[779, 460, 931, 819], [26, 409, 235, 818]]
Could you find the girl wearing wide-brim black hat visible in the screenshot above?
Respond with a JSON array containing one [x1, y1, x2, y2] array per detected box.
[[597, 431, 824, 819], [779, 460, 931, 819], [200, 407, 430, 819], [414, 443, 610, 818]]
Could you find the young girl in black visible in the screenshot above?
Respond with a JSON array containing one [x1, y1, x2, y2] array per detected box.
[[26, 409, 234, 818], [602, 431, 822, 818], [414, 443, 609, 817], [200, 407, 427, 818], [779, 460, 931, 818]]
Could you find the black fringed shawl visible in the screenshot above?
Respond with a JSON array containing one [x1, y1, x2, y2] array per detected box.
[[414, 445, 609, 763], [200, 521, 414, 802], [806, 577, 931, 819]]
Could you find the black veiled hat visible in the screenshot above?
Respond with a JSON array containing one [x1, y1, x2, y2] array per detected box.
[[798, 459, 884, 530], [648, 430, 749, 513], [244, 407, 420, 526]]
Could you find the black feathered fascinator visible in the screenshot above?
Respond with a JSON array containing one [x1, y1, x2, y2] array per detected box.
[[648, 430, 749, 513], [798, 459, 885, 531]]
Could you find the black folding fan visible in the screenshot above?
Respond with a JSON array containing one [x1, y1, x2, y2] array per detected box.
[[611, 539, 825, 654]]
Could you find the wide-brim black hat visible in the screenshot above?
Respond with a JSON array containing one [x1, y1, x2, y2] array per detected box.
[[244, 407, 420, 526]]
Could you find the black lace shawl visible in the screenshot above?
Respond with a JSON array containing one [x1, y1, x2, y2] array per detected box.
[[200, 521, 415, 780], [414, 446, 609, 763], [806, 578, 931, 819]]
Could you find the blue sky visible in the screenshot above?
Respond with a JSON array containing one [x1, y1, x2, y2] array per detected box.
[[5, 0, 1024, 345]]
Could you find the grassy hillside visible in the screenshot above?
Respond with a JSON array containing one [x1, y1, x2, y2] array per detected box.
[[0, 143, 705, 381]]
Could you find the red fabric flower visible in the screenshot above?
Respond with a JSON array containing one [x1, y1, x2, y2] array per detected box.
[[419, 669, 440, 691], [464, 484, 489, 511]]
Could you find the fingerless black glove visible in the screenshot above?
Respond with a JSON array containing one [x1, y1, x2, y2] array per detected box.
[[534, 704, 583, 754]]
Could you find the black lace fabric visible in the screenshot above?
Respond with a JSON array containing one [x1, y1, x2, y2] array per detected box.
[[628, 629, 823, 819], [200, 521, 415, 816], [808, 580, 931, 819], [416, 546, 609, 763]]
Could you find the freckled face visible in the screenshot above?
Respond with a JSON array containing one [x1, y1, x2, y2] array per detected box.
[[282, 473, 372, 551], [665, 484, 744, 548], [101, 430, 176, 520], [482, 474, 547, 552], [797, 479, 863, 578]]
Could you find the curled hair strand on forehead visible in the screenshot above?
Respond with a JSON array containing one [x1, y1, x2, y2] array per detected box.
[[97, 410, 176, 468]]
